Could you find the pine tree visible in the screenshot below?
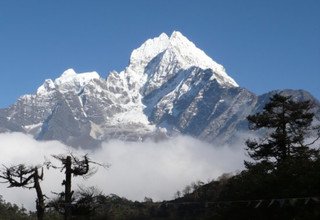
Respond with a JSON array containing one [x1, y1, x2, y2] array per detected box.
[[245, 93, 319, 168]]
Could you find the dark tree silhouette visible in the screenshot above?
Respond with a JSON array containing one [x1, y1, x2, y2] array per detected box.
[[72, 186, 105, 218], [48, 153, 106, 220], [246, 93, 320, 168], [0, 165, 46, 220]]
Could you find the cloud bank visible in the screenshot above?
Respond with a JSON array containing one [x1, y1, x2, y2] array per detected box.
[[0, 133, 246, 210]]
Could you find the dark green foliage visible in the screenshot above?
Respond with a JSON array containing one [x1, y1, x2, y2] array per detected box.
[[246, 94, 319, 167], [71, 193, 163, 220], [0, 196, 30, 220], [206, 94, 320, 219]]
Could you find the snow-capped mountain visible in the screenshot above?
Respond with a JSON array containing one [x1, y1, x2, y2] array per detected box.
[[0, 31, 319, 148]]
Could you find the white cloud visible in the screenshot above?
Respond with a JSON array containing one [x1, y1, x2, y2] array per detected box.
[[0, 133, 246, 210], [0, 133, 69, 210]]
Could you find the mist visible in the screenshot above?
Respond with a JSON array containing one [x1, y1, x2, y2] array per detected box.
[[0, 132, 246, 210]]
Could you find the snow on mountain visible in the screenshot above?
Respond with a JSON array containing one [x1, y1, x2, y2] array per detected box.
[[1, 31, 318, 148], [127, 31, 238, 96], [37, 68, 100, 95]]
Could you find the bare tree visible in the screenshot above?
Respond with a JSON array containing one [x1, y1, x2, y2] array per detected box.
[[48, 153, 107, 220], [0, 164, 46, 220]]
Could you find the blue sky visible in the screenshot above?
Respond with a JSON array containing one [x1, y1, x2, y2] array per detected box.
[[0, 0, 319, 107]]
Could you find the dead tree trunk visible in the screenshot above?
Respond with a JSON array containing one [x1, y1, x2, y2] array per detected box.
[[51, 153, 105, 220], [64, 156, 73, 220], [34, 168, 45, 220], [0, 165, 46, 220]]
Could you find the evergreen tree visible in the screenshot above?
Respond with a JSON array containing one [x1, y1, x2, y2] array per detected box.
[[246, 93, 319, 168]]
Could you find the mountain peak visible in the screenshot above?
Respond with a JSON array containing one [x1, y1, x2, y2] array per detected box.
[[36, 69, 100, 95], [60, 68, 77, 78], [55, 69, 99, 84], [169, 31, 190, 43], [170, 30, 182, 37], [129, 31, 193, 67], [128, 31, 238, 87], [129, 32, 169, 67], [168, 31, 199, 53]]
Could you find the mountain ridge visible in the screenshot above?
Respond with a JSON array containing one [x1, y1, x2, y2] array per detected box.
[[1, 31, 319, 148]]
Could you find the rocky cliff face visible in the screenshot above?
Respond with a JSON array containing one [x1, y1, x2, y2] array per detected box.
[[1, 31, 319, 148]]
